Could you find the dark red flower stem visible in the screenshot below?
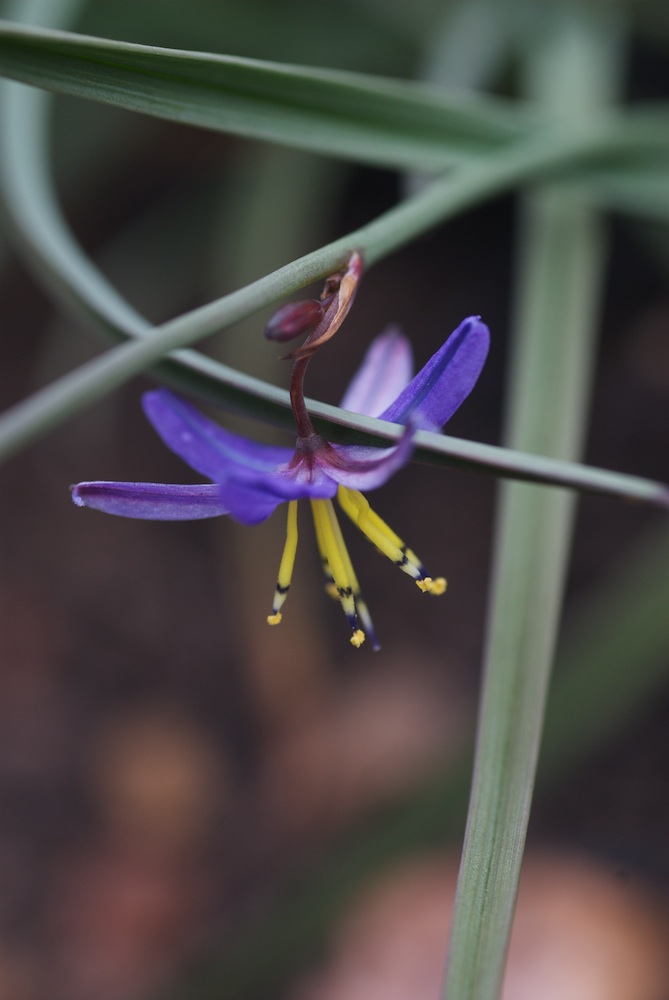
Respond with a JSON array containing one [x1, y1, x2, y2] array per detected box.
[[286, 251, 364, 443], [289, 353, 317, 440]]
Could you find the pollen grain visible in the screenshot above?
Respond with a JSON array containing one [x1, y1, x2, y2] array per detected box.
[[416, 576, 447, 595]]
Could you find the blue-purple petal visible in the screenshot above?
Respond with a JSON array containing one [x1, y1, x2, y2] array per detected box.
[[339, 327, 414, 417], [380, 316, 489, 431], [143, 389, 294, 481], [71, 481, 230, 520], [218, 462, 337, 525], [215, 477, 285, 525], [324, 426, 415, 490]]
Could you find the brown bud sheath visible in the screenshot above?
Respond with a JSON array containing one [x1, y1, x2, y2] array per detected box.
[[264, 299, 326, 342]]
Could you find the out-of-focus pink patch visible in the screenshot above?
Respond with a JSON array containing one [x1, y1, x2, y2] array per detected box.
[[290, 853, 669, 1000]]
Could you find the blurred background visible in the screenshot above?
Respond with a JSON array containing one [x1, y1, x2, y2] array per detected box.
[[1, 1, 669, 998]]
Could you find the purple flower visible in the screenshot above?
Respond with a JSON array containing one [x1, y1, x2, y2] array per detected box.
[[72, 255, 489, 649]]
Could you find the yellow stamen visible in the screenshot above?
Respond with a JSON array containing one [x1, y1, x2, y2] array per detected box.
[[310, 498, 374, 647], [313, 505, 377, 639], [311, 500, 357, 624], [267, 500, 299, 624], [311, 504, 339, 601], [323, 501, 376, 643], [337, 486, 447, 595]]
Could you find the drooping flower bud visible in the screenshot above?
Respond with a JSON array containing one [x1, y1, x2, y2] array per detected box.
[[264, 299, 325, 342]]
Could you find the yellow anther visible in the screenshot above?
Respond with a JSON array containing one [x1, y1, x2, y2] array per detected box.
[[325, 582, 339, 600], [267, 612, 282, 625], [350, 629, 365, 648], [416, 576, 447, 595]]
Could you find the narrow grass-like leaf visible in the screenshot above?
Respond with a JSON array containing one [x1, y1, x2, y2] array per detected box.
[[0, 17, 536, 171], [443, 10, 618, 999], [0, 15, 668, 173], [160, 515, 669, 1000]]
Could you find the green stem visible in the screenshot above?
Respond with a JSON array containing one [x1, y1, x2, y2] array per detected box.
[[443, 8, 618, 999]]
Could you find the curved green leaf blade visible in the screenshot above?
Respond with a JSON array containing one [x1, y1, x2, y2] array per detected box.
[[0, 18, 535, 170]]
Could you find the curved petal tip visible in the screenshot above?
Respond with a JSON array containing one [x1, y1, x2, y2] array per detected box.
[[380, 315, 489, 430]]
